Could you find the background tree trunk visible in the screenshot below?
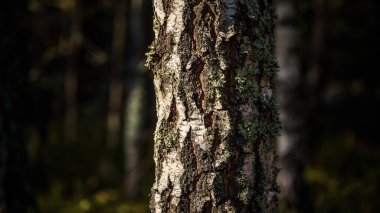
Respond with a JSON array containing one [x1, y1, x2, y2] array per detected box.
[[275, 0, 313, 212], [148, 0, 280, 212], [64, 0, 81, 144], [124, 0, 155, 199], [106, 0, 128, 149]]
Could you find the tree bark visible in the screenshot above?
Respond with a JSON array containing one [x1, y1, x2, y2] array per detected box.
[[148, 0, 280, 212]]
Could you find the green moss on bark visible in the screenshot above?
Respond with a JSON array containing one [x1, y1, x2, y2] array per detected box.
[[149, 0, 280, 212]]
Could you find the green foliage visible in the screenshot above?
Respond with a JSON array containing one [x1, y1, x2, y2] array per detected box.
[[306, 131, 380, 213], [34, 187, 149, 213]]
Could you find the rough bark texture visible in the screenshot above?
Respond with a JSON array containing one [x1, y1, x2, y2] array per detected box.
[[147, 0, 280, 212], [275, 0, 313, 212]]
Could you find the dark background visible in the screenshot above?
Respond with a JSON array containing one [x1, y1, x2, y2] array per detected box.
[[0, 0, 379, 212]]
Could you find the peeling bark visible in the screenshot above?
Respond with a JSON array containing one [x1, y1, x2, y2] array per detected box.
[[148, 0, 280, 212]]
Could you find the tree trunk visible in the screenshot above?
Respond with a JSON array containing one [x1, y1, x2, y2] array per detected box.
[[275, 0, 313, 212], [148, 0, 280, 212], [125, 76, 145, 199], [124, 0, 154, 199], [64, 0, 81, 144], [107, 0, 128, 149]]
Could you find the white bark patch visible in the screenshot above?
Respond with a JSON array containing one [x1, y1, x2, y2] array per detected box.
[[155, 54, 180, 124], [155, 0, 185, 129], [208, 173, 217, 200], [166, 0, 185, 44], [166, 54, 181, 74], [154, 0, 165, 25], [176, 96, 189, 149], [155, 85, 172, 121], [219, 59, 228, 70], [177, 110, 208, 151], [214, 142, 231, 168], [154, 151, 184, 212], [175, 91, 208, 150], [189, 112, 207, 150], [166, 13, 177, 33]]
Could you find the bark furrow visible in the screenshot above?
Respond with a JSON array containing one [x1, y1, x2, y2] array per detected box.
[[148, 0, 280, 212]]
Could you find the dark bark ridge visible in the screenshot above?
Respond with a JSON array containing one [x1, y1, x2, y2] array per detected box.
[[147, 0, 280, 212]]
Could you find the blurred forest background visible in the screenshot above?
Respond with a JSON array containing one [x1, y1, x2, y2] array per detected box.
[[0, 0, 379, 212]]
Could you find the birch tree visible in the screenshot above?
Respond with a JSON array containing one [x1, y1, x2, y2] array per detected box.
[[147, 0, 280, 212]]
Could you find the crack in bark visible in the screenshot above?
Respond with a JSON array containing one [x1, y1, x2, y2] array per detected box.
[[195, 61, 206, 113], [189, 0, 202, 52], [168, 96, 177, 125], [204, 2, 217, 48], [151, 0, 279, 212]]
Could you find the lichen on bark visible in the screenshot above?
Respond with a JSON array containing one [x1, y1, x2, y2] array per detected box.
[[147, 0, 280, 212]]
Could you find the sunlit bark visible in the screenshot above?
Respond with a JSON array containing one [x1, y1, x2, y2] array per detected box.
[[148, 0, 280, 211]]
